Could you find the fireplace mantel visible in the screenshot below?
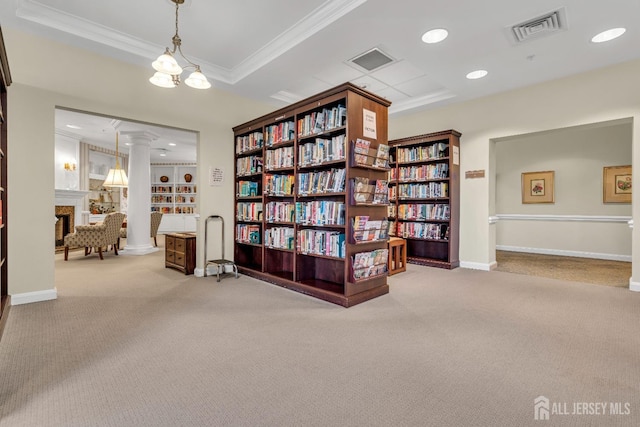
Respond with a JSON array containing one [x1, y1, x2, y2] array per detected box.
[[55, 189, 90, 227]]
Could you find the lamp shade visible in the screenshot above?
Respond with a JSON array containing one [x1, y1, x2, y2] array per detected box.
[[149, 71, 176, 88], [152, 52, 183, 75], [184, 70, 212, 89], [103, 168, 129, 188]]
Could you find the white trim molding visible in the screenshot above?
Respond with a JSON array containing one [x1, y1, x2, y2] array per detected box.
[[497, 245, 631, 262], [630, 279, 640, 292], [488, 216, 499, 224], [628, 219, 634, 229], [11, 288, 58, 305], [495, 214, 632, 223], [460, 261, 497, 271]]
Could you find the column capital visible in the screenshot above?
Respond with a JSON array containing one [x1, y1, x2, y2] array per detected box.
[[120, 130, 160, 145]]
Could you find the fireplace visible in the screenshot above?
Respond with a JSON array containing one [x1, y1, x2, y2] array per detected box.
[[55, 206, 74, 248], [54, 189, 89, 252]]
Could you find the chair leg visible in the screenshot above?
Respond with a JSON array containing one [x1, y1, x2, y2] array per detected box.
[[114, 244, 119, 256], [64, 246, 69, 261], [154, 236, 158, 247], [98, 246, 104, 260], [84, 247, 90, 256]]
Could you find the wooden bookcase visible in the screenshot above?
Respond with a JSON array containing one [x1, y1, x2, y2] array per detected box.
[[388, 130, 461, 269], [233, 83, 391, 307], [0, 27, 10, 341]]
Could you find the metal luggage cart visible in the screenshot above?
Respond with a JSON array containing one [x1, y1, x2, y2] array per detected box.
[[204, 215, 238, 282]]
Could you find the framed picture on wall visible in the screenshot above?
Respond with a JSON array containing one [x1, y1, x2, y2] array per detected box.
[[603, 165, 631, 203], [521, 171, 555, 204]]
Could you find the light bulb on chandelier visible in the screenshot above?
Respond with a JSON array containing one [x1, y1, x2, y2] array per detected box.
[[149, 0, 211, 90]]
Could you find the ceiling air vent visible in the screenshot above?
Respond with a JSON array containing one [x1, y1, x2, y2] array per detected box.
[[349, 48, 394, 72], [509, 8, 567, 43]]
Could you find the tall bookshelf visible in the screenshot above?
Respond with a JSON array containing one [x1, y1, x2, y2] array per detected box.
[[151, 164, 197, 233], [388, 130, 461, 269], [0, 27, 10, 340], [233, 83, 391, 307]]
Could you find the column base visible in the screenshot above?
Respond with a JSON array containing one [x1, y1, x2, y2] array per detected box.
[[120, 245, 160, 256]]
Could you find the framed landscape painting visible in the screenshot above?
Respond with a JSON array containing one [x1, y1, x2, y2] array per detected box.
[[522, 171, 555, 204], [603, 165, 631, 203]]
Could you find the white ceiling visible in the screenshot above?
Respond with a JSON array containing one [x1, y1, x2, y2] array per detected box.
[[3, 0, 640, 160]]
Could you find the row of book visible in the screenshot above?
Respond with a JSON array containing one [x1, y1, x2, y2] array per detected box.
[[265, 121, 295, 147], [297, 104, 347, 137], [237, 224, 261, 244], [265, 145, 294, 170], [174, 195, 195, 203], [175, 186, 196, 194], [388, 205, 396, 218], [236, 155, 263, 176], [352, 249, 388, 280], [353, 139, 390, 168], [352, 177, 388, 205], [397, 222, 449, 240], [151, 206, 195, 214], [151, 195, 172, 203], [396, 143, 448, 163], [297, 229, 345, 258], [299, 135, 346, 167], [151, 185, 172, 193], [264, 226, 295, 250], [236, 131, 264, 154], [265, 174, 295, 196], [393, 182, 449, 199], [237, 180, 259, 197], [398, 163, 449, 181], [397, 204, 450, 221], [297, 168, 346, 194], [352, 216, 390, 243], [265, 201, 295, 223], [295, 201, 345, 226], [236, 202, 263, 222]]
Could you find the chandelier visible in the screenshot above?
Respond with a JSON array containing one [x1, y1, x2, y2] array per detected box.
[[103, 132, 129, 188], [149, 0, 211, 89]]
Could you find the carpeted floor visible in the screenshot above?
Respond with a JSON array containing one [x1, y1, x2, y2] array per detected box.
[[495, 250, 631, 287], [0, 238, 638, 426]]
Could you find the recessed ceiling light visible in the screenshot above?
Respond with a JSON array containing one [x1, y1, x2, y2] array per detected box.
[[591, 27, 626, 43], [422, 28, 448, 44], [466, 69, 488, 80], [159, 153, 167, 157], [66, 124, 81, 129], [168, 143, 177, 146]]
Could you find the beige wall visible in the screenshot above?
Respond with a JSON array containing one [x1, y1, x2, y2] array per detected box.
[[495, 120, 632, 259], [389, 59, 639, 281], [4, 27, 272, 298]]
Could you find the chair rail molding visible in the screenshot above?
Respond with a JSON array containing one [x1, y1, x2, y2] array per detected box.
[[494, 214, 631, 223]]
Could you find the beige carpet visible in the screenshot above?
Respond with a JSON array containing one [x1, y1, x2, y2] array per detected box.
[[0, 238, 639, 426], [495, 250, 631, 287]]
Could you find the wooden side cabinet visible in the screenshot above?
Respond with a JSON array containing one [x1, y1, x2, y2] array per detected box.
[[165, 233, 196, 275]]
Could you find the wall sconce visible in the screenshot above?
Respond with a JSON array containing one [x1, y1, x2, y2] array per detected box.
[[64, 162, 77, 171]]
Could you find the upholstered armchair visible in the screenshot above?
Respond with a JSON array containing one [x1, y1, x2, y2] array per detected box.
[[64, 212, 126, 261], [119, 212, 163, 248]]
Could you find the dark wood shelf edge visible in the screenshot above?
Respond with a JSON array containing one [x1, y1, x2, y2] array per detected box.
[[238, 267, 388, 307], [407, 257, 459, 270], [0, 295, 10, 342]]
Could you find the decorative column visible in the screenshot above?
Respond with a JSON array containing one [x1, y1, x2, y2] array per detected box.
[[120, 130, 159, 255]]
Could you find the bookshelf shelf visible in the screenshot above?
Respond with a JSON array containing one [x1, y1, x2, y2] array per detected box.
[[233, 83, 391, 307], [389, 130, 461, 269]]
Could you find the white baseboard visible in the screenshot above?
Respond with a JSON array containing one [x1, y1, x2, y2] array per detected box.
[[194, 265, 232, 278], [496, 245, 631, 262], [11, 288, 57, 305], [630, 279, 640, 292], [460, 261, 495, 271]]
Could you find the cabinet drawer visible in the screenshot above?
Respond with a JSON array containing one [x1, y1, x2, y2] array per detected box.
[[166, 236, 175, 250], [175, 238, 185, 252], [166, 250, 175, 263], [174, 253, 185, 266]]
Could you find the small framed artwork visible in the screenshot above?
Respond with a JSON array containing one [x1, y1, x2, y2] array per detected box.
[[603, 165, 631, 203], [522, 171, 555, 204]]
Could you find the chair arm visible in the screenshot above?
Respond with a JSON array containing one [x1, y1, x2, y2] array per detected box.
[[75, 224, 107, 232]]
